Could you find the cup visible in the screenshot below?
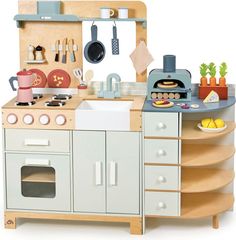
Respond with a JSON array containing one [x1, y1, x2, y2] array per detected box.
[[118, 7, 128, 19], [100, 7, 115, 19]]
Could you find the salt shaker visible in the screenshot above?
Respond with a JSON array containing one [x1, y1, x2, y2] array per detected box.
[[35, 45, 43, 61], [28, 45, 35, 61]]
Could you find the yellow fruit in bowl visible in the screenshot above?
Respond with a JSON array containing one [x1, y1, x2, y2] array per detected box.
[[201, 118, 211, 128], [207, 119, 217, 128], [214, 118, 225, 128]]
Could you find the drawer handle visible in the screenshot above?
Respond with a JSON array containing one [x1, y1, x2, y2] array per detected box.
[[157, 149, 166, 156], [25, 158, 50, 166], [24, 139, 49, 146], [158, 176, 166, 183], [95, 161, 102, 186], [109, 161, 117, 186], [157, 122, 166, 129], [158, 202, 166, 209]]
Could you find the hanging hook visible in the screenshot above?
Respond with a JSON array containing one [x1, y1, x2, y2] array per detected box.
[[92, 21, 95, 26], [113, 21, 116, 27]]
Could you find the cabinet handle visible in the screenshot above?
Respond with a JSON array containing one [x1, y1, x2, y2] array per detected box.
[[95, 161, 102, 186], [110, 161, 117, 186], [25, 158, 50, 166], [157, 149, 166, 156], [24, 139, 49, 146], [157, 122, 166, 129], [158, 202, 166, 209], [158, 176, 166, 183]]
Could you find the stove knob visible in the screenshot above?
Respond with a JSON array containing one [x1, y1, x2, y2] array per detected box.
[[39, 114, 50, 125], [23, 114, 34, 125], [7, 114, 18, 124], [55, 115, 66, 125]]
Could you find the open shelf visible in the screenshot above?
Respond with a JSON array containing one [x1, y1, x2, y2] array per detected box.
[[180, 193, 234, 219], [24, 59, 47, 64], [181, 144, 235, 167], [181, 121, 235, 140], [22, 168, 55, 183], [181, 168, 234, 193]]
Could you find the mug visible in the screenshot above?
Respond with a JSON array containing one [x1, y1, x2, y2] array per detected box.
[[100, 7, 115, 19], [118, 7, 128, 19]]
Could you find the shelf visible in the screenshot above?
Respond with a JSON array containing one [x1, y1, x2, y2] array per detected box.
[[180, 193, 234, 219], [24, 59, 47, 64], [181, 144, 235, 167], [181, 168, 234, 193], [22, 169, 55, 183], [14, 15, 147, 28], [181, 121, 235, 140]]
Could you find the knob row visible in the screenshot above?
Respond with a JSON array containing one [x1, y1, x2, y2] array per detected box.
[[7, 114, 66, 126]]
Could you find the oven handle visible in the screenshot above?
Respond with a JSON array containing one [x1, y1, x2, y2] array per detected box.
[[95, 161, 102, 186], [109, 161, 117, 186], [24, 139, 49, 146], [24, 158, 50, 166]]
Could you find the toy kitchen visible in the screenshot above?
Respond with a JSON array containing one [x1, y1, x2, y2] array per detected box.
[[1, 0, 235, 235]]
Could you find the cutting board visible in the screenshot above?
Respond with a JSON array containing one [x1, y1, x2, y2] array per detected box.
[[82, 21, 136, 82]]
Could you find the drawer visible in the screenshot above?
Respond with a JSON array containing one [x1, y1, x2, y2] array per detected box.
[[5, 129, 70, 153], [145, 192, 180, 216], [145, 166, 180, 190], [144, 112, 179, 137], [144, 139, 179, 164]]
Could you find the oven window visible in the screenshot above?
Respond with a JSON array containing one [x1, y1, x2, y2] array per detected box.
[[21, 166, 56, 198]]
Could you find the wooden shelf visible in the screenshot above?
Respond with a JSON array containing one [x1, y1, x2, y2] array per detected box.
[[181, 121, 235, 140], [181, 168, 234, 193], [180, 193, 234, 219], [181, 144, 235, 167], [22, 169, 55, 183]]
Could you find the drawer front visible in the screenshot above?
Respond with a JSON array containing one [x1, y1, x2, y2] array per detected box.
[[144, 139, 179, 164], [144, 112, 179, 137], [5, 129, 70, 153], [145, 166, 180, 190], [5, 153, 71, 211], [145, 192, 180, 216]]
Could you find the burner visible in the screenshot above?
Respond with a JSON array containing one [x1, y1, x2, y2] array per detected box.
[[52, 94, 72, 101], [33, 94, 43, 100], [15, 101, 36, 106], [45, 100, 66, 107]]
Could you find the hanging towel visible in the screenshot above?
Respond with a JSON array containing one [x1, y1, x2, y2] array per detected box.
[[130, 41, 154, 74]]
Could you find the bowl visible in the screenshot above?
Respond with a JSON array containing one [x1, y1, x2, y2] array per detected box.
[[197, 123, 227, 133]]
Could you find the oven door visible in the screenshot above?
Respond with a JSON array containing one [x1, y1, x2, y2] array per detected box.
[[5, 153, 71, 212]]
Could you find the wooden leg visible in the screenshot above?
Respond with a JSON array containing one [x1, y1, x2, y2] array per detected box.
[[130, 217, 143, 235], [4, 212, 16, 229], [212, 215, 219, 229]]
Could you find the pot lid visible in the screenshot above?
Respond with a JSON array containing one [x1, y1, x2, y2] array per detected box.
[[17, 70, 33, 76]]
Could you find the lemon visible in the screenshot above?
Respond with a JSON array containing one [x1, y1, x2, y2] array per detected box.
[[208, 119, 217, 128], [201, 118, 211, 128], [214, 118, 225, 128]]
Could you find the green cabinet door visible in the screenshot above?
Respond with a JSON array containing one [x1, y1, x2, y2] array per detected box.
[[106, 132, 140, 215], [73, 131, 106, 213]]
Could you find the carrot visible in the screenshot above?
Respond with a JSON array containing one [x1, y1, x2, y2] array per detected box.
[[208, 62, 217, 87], [219, 62, 227, 87], [200, 63, 208, 86]]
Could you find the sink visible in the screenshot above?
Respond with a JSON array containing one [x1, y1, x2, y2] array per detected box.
[[75, 100, 133, 131]]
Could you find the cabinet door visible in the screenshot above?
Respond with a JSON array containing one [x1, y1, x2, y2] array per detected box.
[[73, 131, 106, 213], [106, 132, 140, 214]]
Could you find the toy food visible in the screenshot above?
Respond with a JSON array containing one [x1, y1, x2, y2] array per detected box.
[[152, 100, 174, 108], [208, 62, 217, 87], [201, 118, 225, 129], [203, 90, 219, 103], [219, 62, 227, 87], [200, 63, 208, 87], [214, 118, 225, 128]]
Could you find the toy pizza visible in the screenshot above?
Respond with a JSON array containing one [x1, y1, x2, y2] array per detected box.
[[47, 69, 71, 88], [158, 81, 178, 89], [29, 68, 47, 88], [152, 100, 174, 108]]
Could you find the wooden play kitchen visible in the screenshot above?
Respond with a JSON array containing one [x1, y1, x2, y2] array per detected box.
[[1, 0, 235, 235]]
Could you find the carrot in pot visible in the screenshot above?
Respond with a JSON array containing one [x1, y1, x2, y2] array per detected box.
[[200, 63, 208, 86], [208, 62, 217, 87], [219, 62, 227, 87]]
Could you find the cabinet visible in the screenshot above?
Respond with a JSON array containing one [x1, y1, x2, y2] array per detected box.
[[73, 131, 140, 215]]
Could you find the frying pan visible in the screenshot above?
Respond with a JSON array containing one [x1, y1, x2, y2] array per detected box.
[[84, 24, 106, 64]]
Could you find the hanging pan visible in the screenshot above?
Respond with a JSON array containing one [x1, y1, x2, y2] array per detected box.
[[84, 24, 106, 64]]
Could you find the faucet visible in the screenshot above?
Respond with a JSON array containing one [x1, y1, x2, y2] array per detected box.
[[98, 73, 121, 99]]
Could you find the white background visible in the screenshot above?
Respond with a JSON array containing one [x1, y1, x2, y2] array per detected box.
[[0, 0, 236, 239]]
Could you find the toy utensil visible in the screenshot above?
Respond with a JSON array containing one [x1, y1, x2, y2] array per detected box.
[[54, 40, 60, 62], [73, 68, 85, 86], [85, 69, 94, 83], [62, 38, 67, 64], [68, 39, 76, 62], [112, 24, 119, 55]]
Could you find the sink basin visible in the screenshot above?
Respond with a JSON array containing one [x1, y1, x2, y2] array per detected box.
[[75, 100, 133, 131]]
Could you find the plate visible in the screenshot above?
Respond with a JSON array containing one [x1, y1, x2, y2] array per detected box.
[[29, 68, 47, 88], [47, 69, 71, 88], [197, 123, 227, 133]]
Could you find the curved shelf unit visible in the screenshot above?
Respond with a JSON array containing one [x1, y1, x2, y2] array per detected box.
[[180, 193, 234, 219], [181, 144, 235, 167], [181, 121, 235, 140], [181, 168, 235, 193]]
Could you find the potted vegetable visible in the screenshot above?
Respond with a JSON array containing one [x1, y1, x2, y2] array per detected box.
[[219, 62, 227, 87], [208, 62, 217, 87], [200, 63, 208, 86]]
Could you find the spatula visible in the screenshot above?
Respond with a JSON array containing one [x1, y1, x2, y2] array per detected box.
[[112, 25, 119, 55], [62, 38, 67, 64]]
